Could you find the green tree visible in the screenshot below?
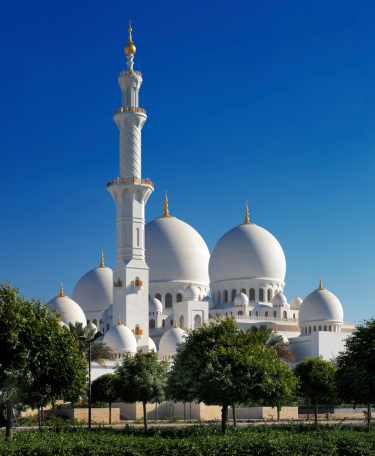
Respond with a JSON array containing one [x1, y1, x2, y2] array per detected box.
[[336, 318, 375, 425], [250, 325, 296, 362], [168, 317, 297, 435], [0, 282, 87, 440], [294, 356, 338, 423], [115, 350, 169, 431], [91, 373, 120, 424], [68, 322, 114, 366]]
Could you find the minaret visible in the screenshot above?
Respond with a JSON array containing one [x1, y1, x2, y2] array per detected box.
[[107, 21, 153, 339]]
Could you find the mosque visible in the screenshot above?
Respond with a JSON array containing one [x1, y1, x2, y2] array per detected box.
[[47, 23, 355, 376]]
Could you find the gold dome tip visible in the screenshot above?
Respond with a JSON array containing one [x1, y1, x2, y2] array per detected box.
[[117, 315, 122, 326], [173, 320, 178, 328], [274, 324, 278, 333], [124, 20, 136, 55], [243, 201, 254, 225], [56, 282, 67, 298], [159, 190, 175, 218], [317, 277, 326, 291], [99, 250, 105, 268]]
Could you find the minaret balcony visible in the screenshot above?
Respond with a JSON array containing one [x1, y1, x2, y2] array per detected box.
[[119, 69, 142, 77], [114, 106, 146, 115], [107, 177, 154, 188], [132, 279, 143, 293]]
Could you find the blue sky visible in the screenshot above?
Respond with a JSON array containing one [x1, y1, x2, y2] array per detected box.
[[1, 0, 374, 323]]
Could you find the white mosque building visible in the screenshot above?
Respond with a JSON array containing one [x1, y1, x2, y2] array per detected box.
[[47, 23, 355, 374]]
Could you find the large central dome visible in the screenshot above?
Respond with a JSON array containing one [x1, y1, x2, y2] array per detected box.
[[145, 216, 210, 285], [209, 222, 286, 284]]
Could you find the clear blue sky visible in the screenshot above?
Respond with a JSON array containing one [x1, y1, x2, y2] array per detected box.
[[1, 0, 374, 324]]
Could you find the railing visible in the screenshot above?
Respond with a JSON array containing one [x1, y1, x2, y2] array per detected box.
[[114, 280, 122, 287], [119, 70, 142, 77], [132, 328, 144, 335], [107, 177, 154, 188], [114, 107, 146, 115], [132, 279, 143, 287], [209, 314, 298, 323]]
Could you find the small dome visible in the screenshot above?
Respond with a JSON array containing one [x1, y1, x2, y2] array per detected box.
[[299, 282, 343, 324], [149, 297, 163, 313], [234, 292, 249, 307], [103, 318, 137, 353], [272, 293, 288, 307], [159, 325, 186, 355], [72, 258, 113, 314], [209, 222, 286, 285], [290, 295, 303, 310], [88, 321, 97, 331], [47, 284, 86, 327], [137, 337, 157, 353], [184, 284, 199, 301], [267, 328, 289, 344]]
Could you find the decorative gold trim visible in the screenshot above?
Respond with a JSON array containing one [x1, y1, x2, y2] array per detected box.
[[56, 283, 67, 298]]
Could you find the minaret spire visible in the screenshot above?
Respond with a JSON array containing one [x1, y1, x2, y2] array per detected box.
[[124, 20, 136, 71], [99, 250, 105, 268]]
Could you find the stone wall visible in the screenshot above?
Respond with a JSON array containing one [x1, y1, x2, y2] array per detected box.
[[55, 408, 120, 423]]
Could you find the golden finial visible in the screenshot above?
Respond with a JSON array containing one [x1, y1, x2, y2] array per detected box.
[[56, 283, 67, 298], [317, 277, 326, 290], [99, 249, 105, 268], [274, 324, 278, 333], [117, 316, 122, 326], [163, 190, 170, 217], [173, 320, 178, 328], [244, 201, 250, 224], [124, 20, 136, 55]]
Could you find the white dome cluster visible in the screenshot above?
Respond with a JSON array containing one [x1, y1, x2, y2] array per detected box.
[[159, 323, 186, 360], [47, 284, 86, 327], [103, 317, 137, 354]]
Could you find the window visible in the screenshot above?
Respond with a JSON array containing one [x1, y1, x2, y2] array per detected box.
[[93, 319, 97, 326], [238, 311, 243, 316], [240, 288, 246, 295], [259, 289, 264, 301], [273, 311, 277, 317], [293, 313, 296, 320], [256, 311, 258, 317], [309, 326, 311, 333], [176, 293, 183, 303], [217, 291, 221, 305], [106, 323, 110, 331], [224, 290, 228, 302], [155, 293, 162, 302], [282, 311, 287, 319], [162, 319, 165, 327], [249, 289, 255, 301], [100, 319, 103, 324], [265, 311, 268, 317], [87, 319, 90, 325], [170, 320, 173, 326], [319, 326, 322, 331], [267, 289, 272, 302], [179, 315, 184, 329], [329, 326, 332, 332], [165, 293, 172, 308], [231, 289, 237, 301], [324, 325, 327, 331], [149, 319, 155, 329], [249, 311, 252, 317], [194, 314, 202, 329], [314, 326, 316, 331]]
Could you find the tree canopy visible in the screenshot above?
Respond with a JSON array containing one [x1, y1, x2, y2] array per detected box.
[[294, 356, 338, 423], [91, 373, 120, 424], [115, 350, 169, 430], [168, 317, 297, 435], [0, 282, 87, 439]]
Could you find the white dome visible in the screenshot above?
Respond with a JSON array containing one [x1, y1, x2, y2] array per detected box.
[[209, 223, 286, 284], [234, 292, 249, 306], [299, 286, 343, 324], [149, 297, 163, 313], [290, 295, 303, 310], [184, 284, 199, 301], [267, 330, 289, 345], [145, 217, 210, 285], [272, 292, 288, 307], [72, 265, 113, 313], [47, 288, 86, 327], [137, 337, 157, 353], [159, 326, 186, 355], [103, 320, 137, 353]]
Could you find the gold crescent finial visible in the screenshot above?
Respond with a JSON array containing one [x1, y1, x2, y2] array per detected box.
[[317, 277, 326, 290], [174, 320, 178, 328], [163, 190, 171, 217], [244, 201, 250, 224], [99, 249, 105, 268], [56, 282, 66, 298], [117, 315, 122, 326], [125, 20, 136, 55], [274, 324, 278, 333]]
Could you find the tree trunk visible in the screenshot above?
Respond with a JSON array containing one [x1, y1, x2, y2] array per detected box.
[[326, 404, 329, 421], [277, 407, 280, 421], [315, 398, 318, 424], [143, 401, 148, 432], [307, 401, 309, 421], [38, 407, 42, 430], [368, 401, 372, 427], [109, 403, 112, 425], [221, 404, 228, 436], [232, 404, 236, 427], [6, 398, 13, 441]]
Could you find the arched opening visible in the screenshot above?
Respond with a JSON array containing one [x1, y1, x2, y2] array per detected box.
[[265, 311, 268, 317], [293, 313, 296, 320], [273, 311, 277, 317], [329, 326, 332, 331], [100, 319, 103, 324], [155, 293, 162, 302], [217, 291, 221, 305], [231, 289, 237, 301], [259, 289, 264, 301], [256, 311, 258, 317], [238, 311, 243, 316], [319, 325, 322, 331], [194, 314, 202, 329], [249, 289, 255, 301], [149, 319, 155, 329], [224, 290, 228, 302], [179, 315, 185, 329], [282, 311, 287, 319], [176, 293, 183, 302], [313, 326, 316, 332], [162, 319, 165, 327], [165, 293, 172, 308], [93, 319, 97, 326], [106, 323, 110, 331], [267, 289, 272, 302], [324, 325, 327, 331], [170, 320, 173, 326], [249, 311, 252, 317]]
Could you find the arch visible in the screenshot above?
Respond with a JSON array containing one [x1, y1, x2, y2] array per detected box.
[[329, 325, 332, 332], [106, 323, 110, 331], [176, 293, 183, 303], [179, 315, 185, 329], [256, 311, 258, 317], [217, 291, 221, 305], [93, 319, 97, 326], [267, 289, 272, 302], [149, 319, 155, 329], [135, 189, 142, 203], [194, 314, 202, 329], [162, 319, 165, 327], [293, 313, 296, 320], [249, 289, 255, 301], [170, 320, 173, 326], [249, 311, 252, 317], [238, 311, 243, 316], [282, 311, 287, 319], [309, 326, 312, 333], [265, 311, 268, 317], [324, 325, 327, 331], [319, 325, 322, 331], [100, 319, 103, 324], [259, 289, 264, 301], [165, 293, 173, 308], [224, 290, 228, 302], [155, 293, 162, 302], [231, 289, 237, 301], [314, 326, 316, 332], [273, 311, 277, 318]]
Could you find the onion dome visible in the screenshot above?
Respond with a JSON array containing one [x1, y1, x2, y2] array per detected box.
[[290, 295, 303, 310], [103, 316, 137, 353], [145, 194, 210, 286], [272, 292, 288, 307], [234, 292, 249, 307], [299, 279, 344, 325], [267, 325, 289, 344], [149, 296, 163, 313], [184, 283, 199, 301], [72, 252, 113, 314], [47, 283, 86, 327], [159, 321, 186, 356], [124, 20, 136, 55], [209, 204, 286, 285]]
